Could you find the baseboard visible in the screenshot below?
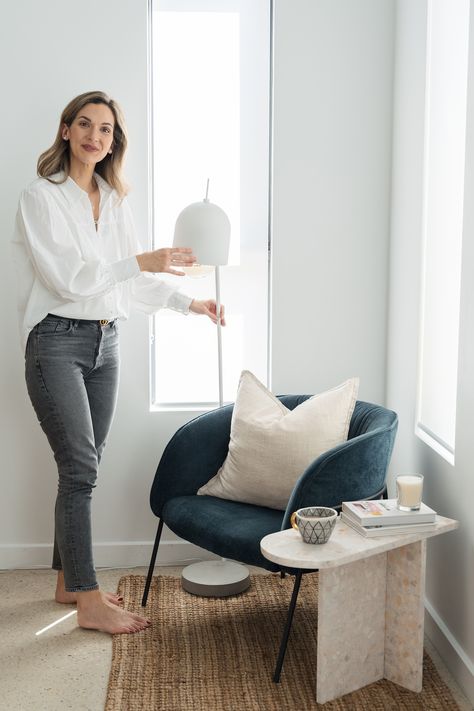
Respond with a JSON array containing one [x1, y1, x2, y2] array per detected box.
[[0, 540, 219, 570], [425, 597, 474, 705]]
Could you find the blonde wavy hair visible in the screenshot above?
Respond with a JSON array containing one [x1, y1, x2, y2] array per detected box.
[[37, 91, 129, 198]]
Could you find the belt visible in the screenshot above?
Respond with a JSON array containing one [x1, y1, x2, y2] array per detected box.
[[47, 314, 115, 327]]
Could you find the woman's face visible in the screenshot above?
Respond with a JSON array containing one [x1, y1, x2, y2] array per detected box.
[[62, 102, 115, 167]]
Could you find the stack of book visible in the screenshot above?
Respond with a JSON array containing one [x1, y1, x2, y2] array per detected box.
[[341, 499, 437, 537]]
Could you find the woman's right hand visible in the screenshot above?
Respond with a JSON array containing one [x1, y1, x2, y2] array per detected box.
[[136, 247, 196, 276]]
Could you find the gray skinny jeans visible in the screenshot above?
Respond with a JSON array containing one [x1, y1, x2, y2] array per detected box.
[[25, 314, 120, 592]]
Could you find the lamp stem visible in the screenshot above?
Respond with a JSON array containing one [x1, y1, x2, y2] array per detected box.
[[215, 265, 223, 407]]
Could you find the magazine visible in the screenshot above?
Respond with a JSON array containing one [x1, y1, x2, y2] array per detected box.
[[341, 512, 437, 537], [341, 499, 436, 527]]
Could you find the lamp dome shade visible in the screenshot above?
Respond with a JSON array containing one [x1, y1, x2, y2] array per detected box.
[[173, 200, 231, 266]]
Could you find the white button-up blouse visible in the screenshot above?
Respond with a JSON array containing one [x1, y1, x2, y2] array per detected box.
[[12, 172, 192, 351]]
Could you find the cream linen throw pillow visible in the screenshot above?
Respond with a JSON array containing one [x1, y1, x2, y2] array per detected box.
[[197, 371, 359, 510]]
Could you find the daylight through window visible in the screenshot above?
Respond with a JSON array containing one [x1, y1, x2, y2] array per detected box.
[[150, 0, 271, 407]]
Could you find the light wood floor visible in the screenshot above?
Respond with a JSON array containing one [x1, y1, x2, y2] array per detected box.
[[0, 567, 472, 711]]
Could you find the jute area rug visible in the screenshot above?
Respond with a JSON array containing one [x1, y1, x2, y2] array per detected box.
[[105, 574, 460, 711]]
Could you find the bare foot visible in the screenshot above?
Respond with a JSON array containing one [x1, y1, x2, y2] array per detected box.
[[77, 590, 151, 634], [55, 588, 123, 606], [55, 571, 123, 606]]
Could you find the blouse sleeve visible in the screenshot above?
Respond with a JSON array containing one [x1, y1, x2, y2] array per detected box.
[[121, 198, 193, 315], [17, 187, 138, 302]]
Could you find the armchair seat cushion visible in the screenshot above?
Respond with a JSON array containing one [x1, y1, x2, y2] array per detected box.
[[162, 495, 285, 572]]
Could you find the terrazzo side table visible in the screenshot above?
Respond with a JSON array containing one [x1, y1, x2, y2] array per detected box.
[[261, 515, 458, 704]]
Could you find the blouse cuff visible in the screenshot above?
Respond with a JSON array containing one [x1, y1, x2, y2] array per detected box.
[[167, 291, 194, 314]]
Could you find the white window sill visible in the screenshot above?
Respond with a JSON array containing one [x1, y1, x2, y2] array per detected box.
[[149, 403, 231, 414], [415, 424, 455, 466]]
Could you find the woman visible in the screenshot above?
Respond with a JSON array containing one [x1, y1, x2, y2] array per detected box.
[[12, 90, 224, 634]]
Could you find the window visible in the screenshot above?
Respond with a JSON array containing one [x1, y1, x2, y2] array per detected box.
[[416, 0, 470, 463], [149, 0, 272, 407]]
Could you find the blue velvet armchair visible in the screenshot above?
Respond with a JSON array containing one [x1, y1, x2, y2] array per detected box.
[[142, 398, 398, 607]]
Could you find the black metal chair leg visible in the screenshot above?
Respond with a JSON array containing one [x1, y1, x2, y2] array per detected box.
[[141, 518, 163, 607], [273, 570, 303, 683]]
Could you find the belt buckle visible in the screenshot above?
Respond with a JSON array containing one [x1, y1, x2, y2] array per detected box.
[[99, 319, 109, 327]]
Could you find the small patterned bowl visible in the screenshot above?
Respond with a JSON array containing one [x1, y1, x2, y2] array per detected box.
[[290, 506, 338, 544]]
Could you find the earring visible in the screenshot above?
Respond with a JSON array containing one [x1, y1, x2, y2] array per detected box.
[[108, 149, 112, 154]]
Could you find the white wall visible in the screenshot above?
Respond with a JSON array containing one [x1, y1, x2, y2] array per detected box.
[[271, 0, 395, 403], [387, 0, 474, 702]]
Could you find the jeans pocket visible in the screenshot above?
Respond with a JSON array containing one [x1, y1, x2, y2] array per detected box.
[[37, 316, 73, 336]]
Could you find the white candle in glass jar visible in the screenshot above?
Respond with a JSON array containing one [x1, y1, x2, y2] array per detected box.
[[396, 474, 424, 511]]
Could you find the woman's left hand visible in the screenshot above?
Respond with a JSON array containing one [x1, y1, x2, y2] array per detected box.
[[189, 299, 226, 326]]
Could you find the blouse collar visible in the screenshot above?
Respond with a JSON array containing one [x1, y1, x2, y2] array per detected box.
[[53, 171, 114, 206]]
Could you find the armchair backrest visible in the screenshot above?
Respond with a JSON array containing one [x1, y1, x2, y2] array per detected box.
[[150, 397, 398, 523]]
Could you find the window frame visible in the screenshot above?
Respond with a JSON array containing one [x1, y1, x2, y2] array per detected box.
[[147, 0, 274, 411], [415, 0, 470, 464]]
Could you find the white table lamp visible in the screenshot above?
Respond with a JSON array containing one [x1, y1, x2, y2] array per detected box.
[[172, 182, 250, 597]]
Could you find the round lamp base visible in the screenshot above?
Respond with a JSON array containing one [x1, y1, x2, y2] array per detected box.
[[181, 560, 251, 597]]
